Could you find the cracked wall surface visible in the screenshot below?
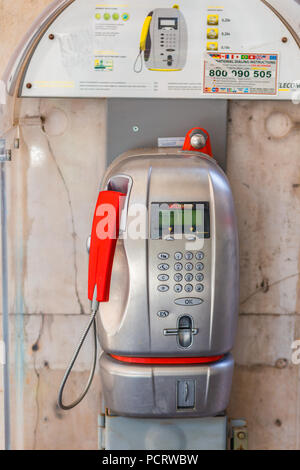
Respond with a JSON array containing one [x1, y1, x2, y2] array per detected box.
[[227, 101, 300, 450], [1, 0, 300, 450], [0, 93, 106, 449]]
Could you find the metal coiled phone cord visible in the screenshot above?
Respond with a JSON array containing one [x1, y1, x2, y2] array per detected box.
[[134, 50, 143, 73], [58, 301, 99, 410]]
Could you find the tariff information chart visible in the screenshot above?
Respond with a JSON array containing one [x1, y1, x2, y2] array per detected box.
[[203, 53, 279, 95]]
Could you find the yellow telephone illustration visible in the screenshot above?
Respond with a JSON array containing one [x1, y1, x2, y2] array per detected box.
[[134, 5, 188, 73]]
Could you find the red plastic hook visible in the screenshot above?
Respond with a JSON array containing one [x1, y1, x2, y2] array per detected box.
[[182, 127, 213, 157]]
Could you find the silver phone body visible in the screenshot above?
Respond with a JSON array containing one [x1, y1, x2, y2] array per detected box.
[[100, 353, 234, 418], [98, 148, 239, 418], [98, 149, 239, 358]]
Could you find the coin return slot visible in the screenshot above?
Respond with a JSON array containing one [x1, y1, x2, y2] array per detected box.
[[177, 379, 196, 409]]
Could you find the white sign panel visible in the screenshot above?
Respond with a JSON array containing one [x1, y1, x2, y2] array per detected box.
[[21, 0, 300, 99]]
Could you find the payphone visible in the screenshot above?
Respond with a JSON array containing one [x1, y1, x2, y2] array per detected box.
[[134, 5, 188, 72], [58, 128, 239, 418], [6, 0, 300, 449]]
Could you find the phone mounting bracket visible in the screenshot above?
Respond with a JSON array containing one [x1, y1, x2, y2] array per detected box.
[[107, 98, 228, 171]]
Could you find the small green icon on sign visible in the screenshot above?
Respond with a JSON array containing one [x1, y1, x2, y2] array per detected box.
[[104, 13, 111, 20], [113, 13, 120, 20], [94, 59, 113, 71], [122, 13, 130, 21], [95, 13, 101, 20]]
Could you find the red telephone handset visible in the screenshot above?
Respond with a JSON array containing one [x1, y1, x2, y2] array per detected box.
[[88, 190, 125, 303], [58, 189, 125, 410]]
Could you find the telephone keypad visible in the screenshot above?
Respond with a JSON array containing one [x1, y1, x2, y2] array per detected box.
[[158, 263, 169, 271], [174, 284, 183, 293], [157, 250, 205, 298], [158, 252, 170, 260], [196, 262, 204, 271], [158, 274, 169, 282], [185, 284, 193, 293], [161, 31, 176, 54], [174, 263, 183, 271], [195, 284, 204, 293], [158, 285, 169, 292]]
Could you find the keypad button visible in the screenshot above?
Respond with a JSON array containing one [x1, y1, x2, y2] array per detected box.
[[185, 252, 193, 260], [157, 310, 169, 318], [195, 284, 204, 293], [196, 273, 204, 282], [158, 285, 169, 292], [174, 284, 183, 293], [158, 263, 169, 271], [174, 263, 183, 271], [158, 252, 169, 260], [174, 273, 183, 282], [196, 262, 204, 271], [174, 252, 183, 260], [185, 273, 193, 282], [185, 284, 193, 293], [185, 263, 193, 271], [196, 252, 204, 260], [158, 274, 169, 282]]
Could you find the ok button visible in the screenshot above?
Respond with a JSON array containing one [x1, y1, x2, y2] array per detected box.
[[174, 298, 203, 306]]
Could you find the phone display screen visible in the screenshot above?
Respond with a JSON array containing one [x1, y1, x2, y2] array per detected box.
[[158, 18, 178, 29], [151, 202, 210, 239]]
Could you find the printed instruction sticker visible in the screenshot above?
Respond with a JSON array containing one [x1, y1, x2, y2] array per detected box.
[[203, 53, 278, 95]]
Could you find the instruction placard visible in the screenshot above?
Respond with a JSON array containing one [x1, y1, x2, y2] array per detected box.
[[20, 0, 298, 100], [204, 53, 278, 95]]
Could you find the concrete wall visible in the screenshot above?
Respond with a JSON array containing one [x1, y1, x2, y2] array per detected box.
[[0, 0, 300, 450]]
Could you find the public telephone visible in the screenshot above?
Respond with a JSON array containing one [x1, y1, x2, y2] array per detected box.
[[58, 128, 239, 418], [2, 0, 299, 450], [134, 5, 188, 72]]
